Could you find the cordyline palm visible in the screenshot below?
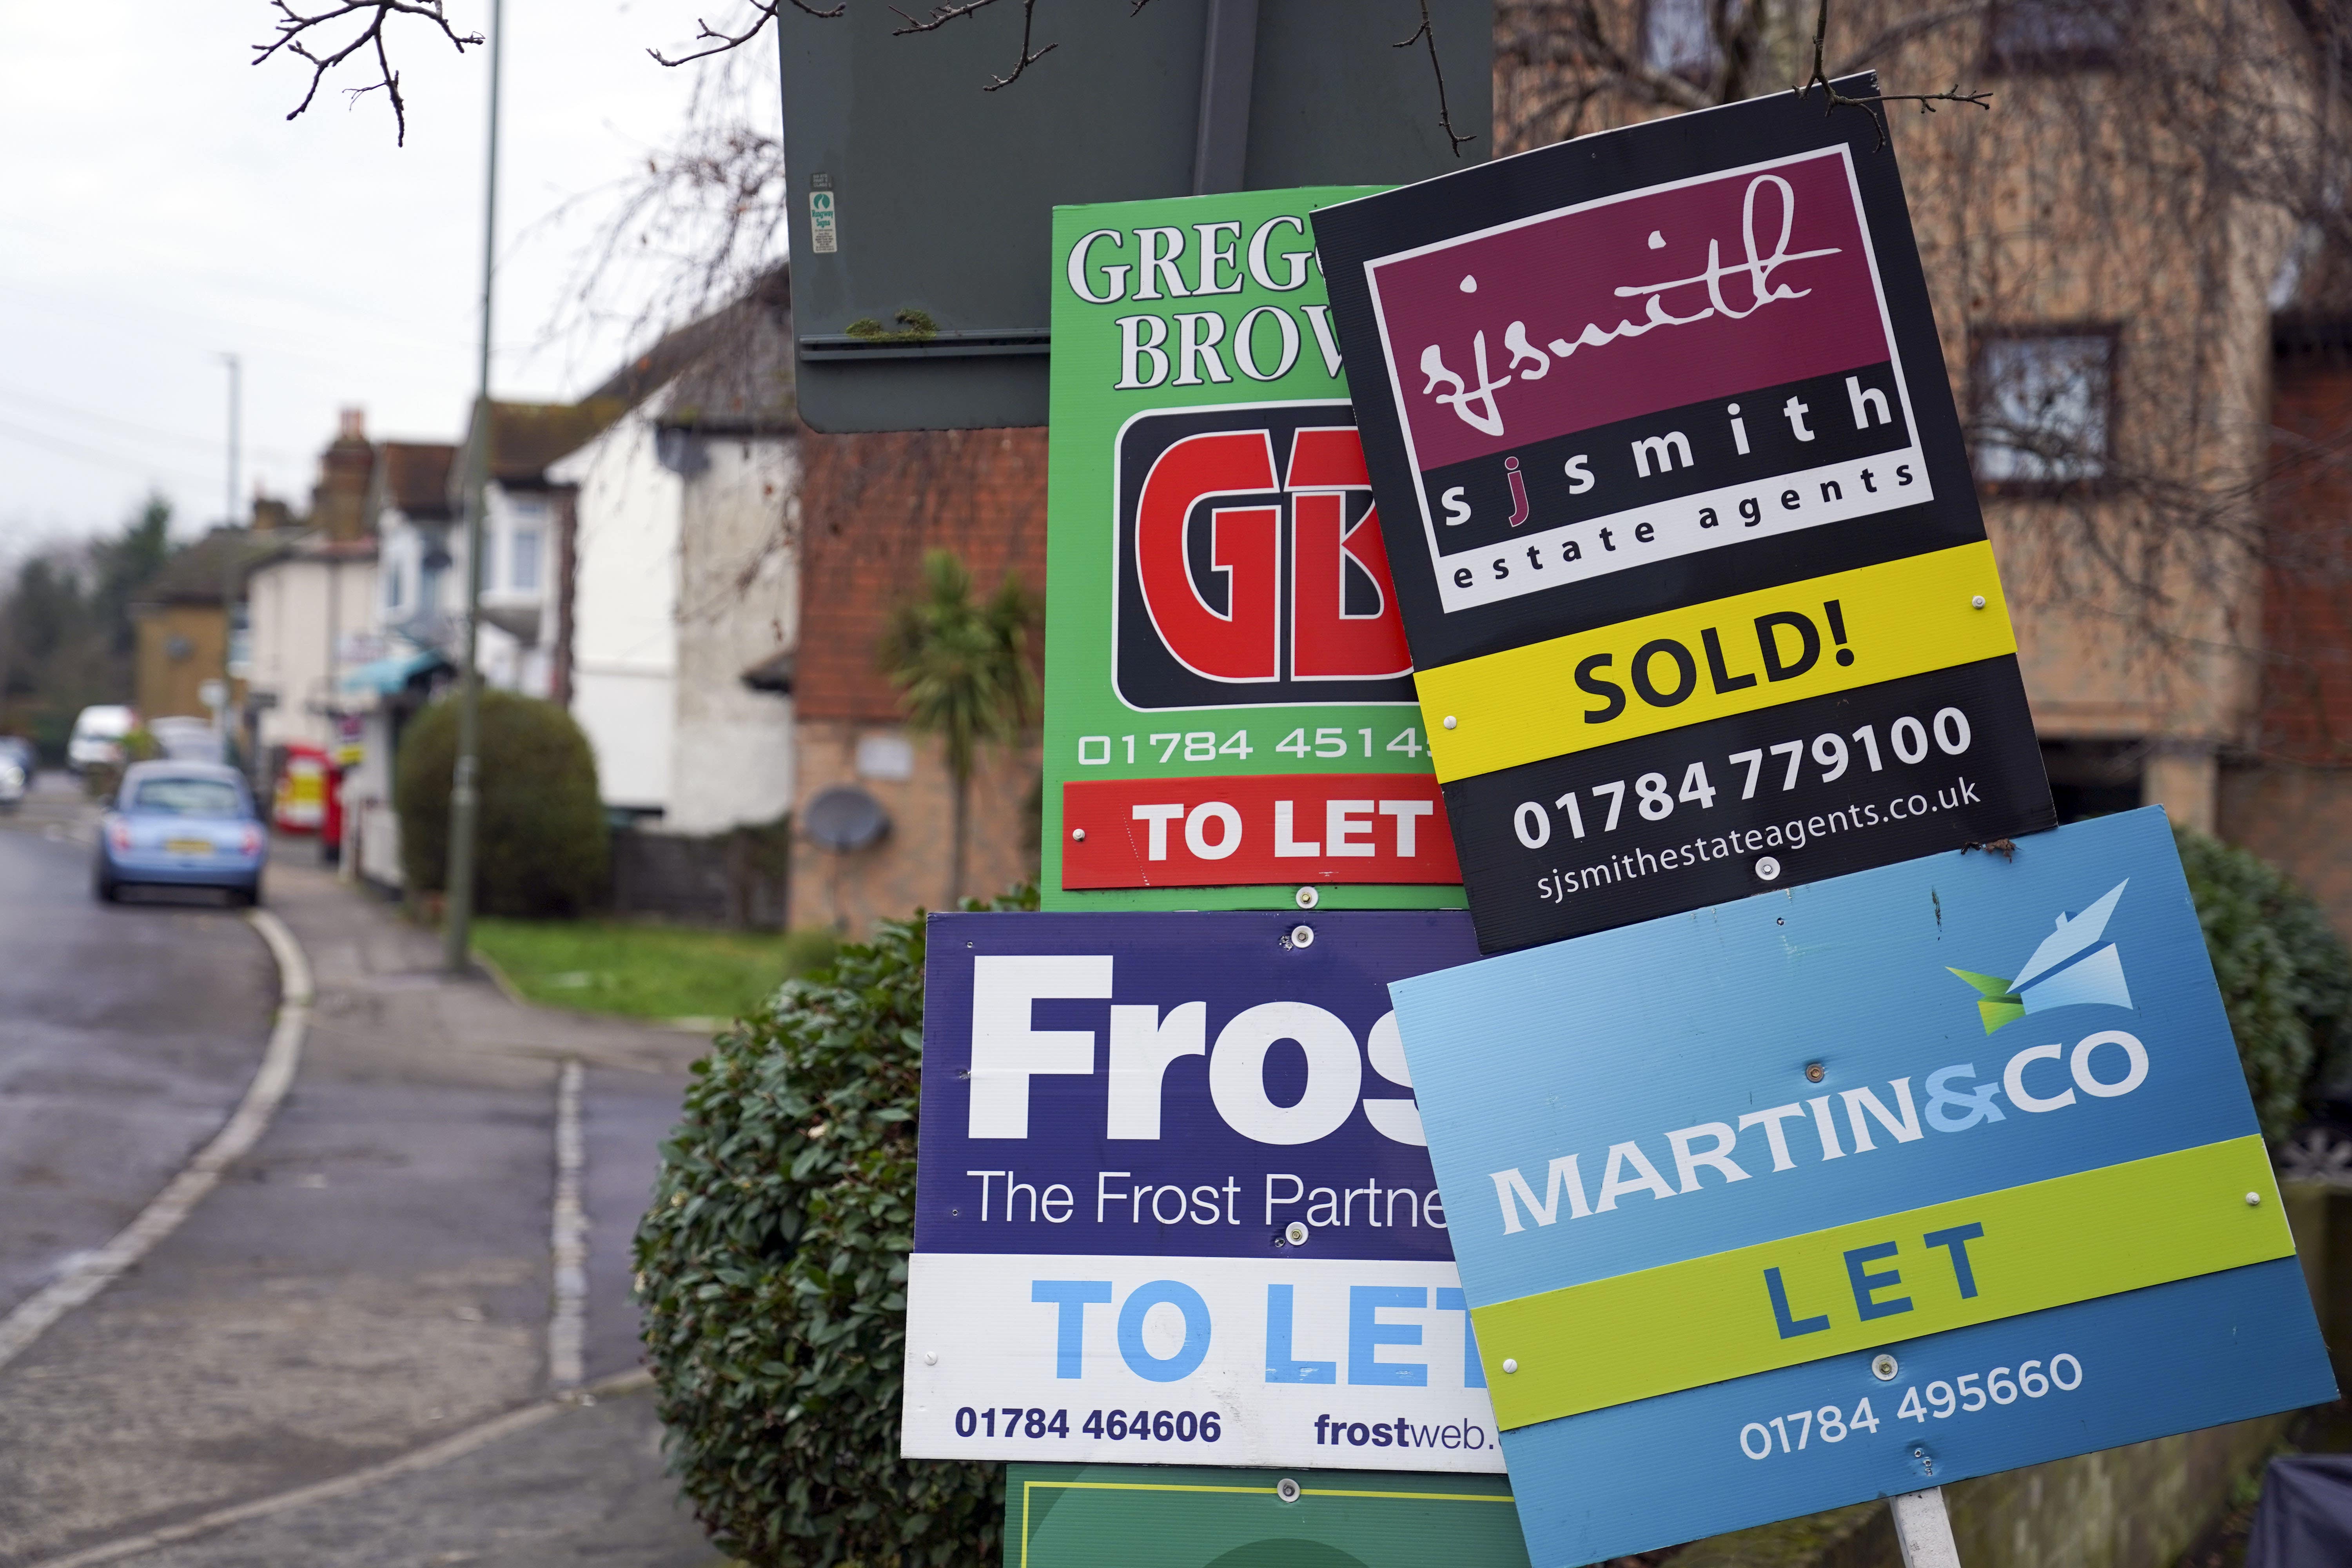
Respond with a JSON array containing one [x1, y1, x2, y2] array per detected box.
[[879, 549, 1038, 906]]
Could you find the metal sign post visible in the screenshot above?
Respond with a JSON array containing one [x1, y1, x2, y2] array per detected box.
[[443, 0, 503, 974], [1893, 1488, 1962, 1568], [1312, 80, 2056, 953], [1385, 808, 2336, 1565]]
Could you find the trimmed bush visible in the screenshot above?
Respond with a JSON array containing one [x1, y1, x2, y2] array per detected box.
[[396, 688, 608, 917], [634, 835, 2352, 1564], [636, 889, 1033, 1567], [2176, 827, 2352, 1143]]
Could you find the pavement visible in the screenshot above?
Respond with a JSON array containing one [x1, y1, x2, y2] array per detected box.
[[0, 774, 722, 1566]]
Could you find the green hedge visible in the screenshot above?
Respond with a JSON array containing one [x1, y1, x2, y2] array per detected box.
[[635, 890, 1032, 1567], [395, 688, 608, 917], [637, 836, 2352, 1564], [2176, 827, 2352, 1143]]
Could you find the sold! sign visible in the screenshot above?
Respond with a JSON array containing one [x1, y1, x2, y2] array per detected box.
[[1387, 810, 2336, 1566], [1314, 81, 2053, 951], [1040, 189, 1463, 913]]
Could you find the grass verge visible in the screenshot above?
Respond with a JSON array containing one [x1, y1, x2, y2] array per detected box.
[[470, 917, 836, 1024]]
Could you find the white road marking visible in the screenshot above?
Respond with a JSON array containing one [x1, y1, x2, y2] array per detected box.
[[549, 1058, 588, 1392], [0, 909, 312, 1374]]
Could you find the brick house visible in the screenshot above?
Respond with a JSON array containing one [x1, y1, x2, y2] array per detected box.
[[2230, 303, 2352, 928], [131, 527, 287, 733], [788, 5, 2352, 944], [1496, 0, 2346, 936], [787, 428, 1047, 931]]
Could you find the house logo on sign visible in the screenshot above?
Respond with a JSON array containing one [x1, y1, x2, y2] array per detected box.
[[1361, 146, 1932, 616], [1948, 880, 2134, 1033], [1112, 403, 1416, 711], [808, 183, 838, 255]]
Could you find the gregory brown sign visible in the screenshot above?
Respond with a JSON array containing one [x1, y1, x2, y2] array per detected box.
[[1312, 83, 2053, 951], [1042, 189, 1465, 913], [1369, 149, 1923, 617]]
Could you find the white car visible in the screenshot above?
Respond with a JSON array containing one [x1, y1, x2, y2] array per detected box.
[[67, 705, 135, 775], [0, 741, 27, 812], [147, 716, 227, 765]]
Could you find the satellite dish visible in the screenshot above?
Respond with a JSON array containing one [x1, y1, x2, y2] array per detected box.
[[803, 785, 890, 853]]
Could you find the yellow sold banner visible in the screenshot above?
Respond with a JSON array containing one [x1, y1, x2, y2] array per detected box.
[[1419, 543, 2018, 783], [1471, 1136, 2290, 1430]]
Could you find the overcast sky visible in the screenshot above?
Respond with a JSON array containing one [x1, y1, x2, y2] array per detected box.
[[0, 1, 769, 549]]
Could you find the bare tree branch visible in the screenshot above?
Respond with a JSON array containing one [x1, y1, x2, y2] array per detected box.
[[1395, 0, 1477, 156], [648, 1, 845, 69], [1793, 0, 1991, 149], [264, 0, 1471, 160], [889, 0, 1058, 91], [253, 0, 480, 146]]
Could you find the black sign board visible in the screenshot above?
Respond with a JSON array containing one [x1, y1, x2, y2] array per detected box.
[[1312, 82, 2054, 952], [776, 0, 1490, 432]]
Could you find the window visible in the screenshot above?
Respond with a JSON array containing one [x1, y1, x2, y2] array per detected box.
[[1642, 0, 1724, 82], [509, 525, 543, 594], [385, 557, 405, 612], [1983, 0, 2125, 73], [2040, 740, 2142, 823], [1971, 328, 2116, 489], [855, 733, 915, 782], [133, 777, 244, 819]]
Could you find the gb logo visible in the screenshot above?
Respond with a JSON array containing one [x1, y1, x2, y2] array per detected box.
[[1113, 403, 1416, 710]]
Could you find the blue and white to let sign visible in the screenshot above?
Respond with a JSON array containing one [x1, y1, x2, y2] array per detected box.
[[1387, 808, 2334, 1566], [902, 911, 1505, 1471]]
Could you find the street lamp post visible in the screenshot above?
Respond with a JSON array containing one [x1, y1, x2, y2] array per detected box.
[[443, 0, 503, 974], [218, 352, 241, 750]]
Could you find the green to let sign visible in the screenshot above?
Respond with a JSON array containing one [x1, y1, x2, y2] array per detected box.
[[1040, 188, 1466, 912], [1006, 1464, 1530, 1568]]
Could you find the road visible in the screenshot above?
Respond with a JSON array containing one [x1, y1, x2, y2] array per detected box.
[[0, 781, 273, 1320], [0, 774, 717, 1566]]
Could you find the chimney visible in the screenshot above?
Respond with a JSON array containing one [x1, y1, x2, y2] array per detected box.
[[312, 408, 377, 544]]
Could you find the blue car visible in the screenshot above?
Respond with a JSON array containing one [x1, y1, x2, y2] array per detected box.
[[95, 761, 267, 905]]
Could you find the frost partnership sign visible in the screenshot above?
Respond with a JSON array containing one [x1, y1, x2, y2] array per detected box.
[[1040, 191, 1465, 913], [1384, 809, 2335, 1566], [1313, 81, 2053, 952], [901, 911, 1504, 1472]]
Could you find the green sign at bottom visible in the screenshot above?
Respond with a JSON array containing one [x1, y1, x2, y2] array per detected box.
[[1006, 1465, 1531, 1568]]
